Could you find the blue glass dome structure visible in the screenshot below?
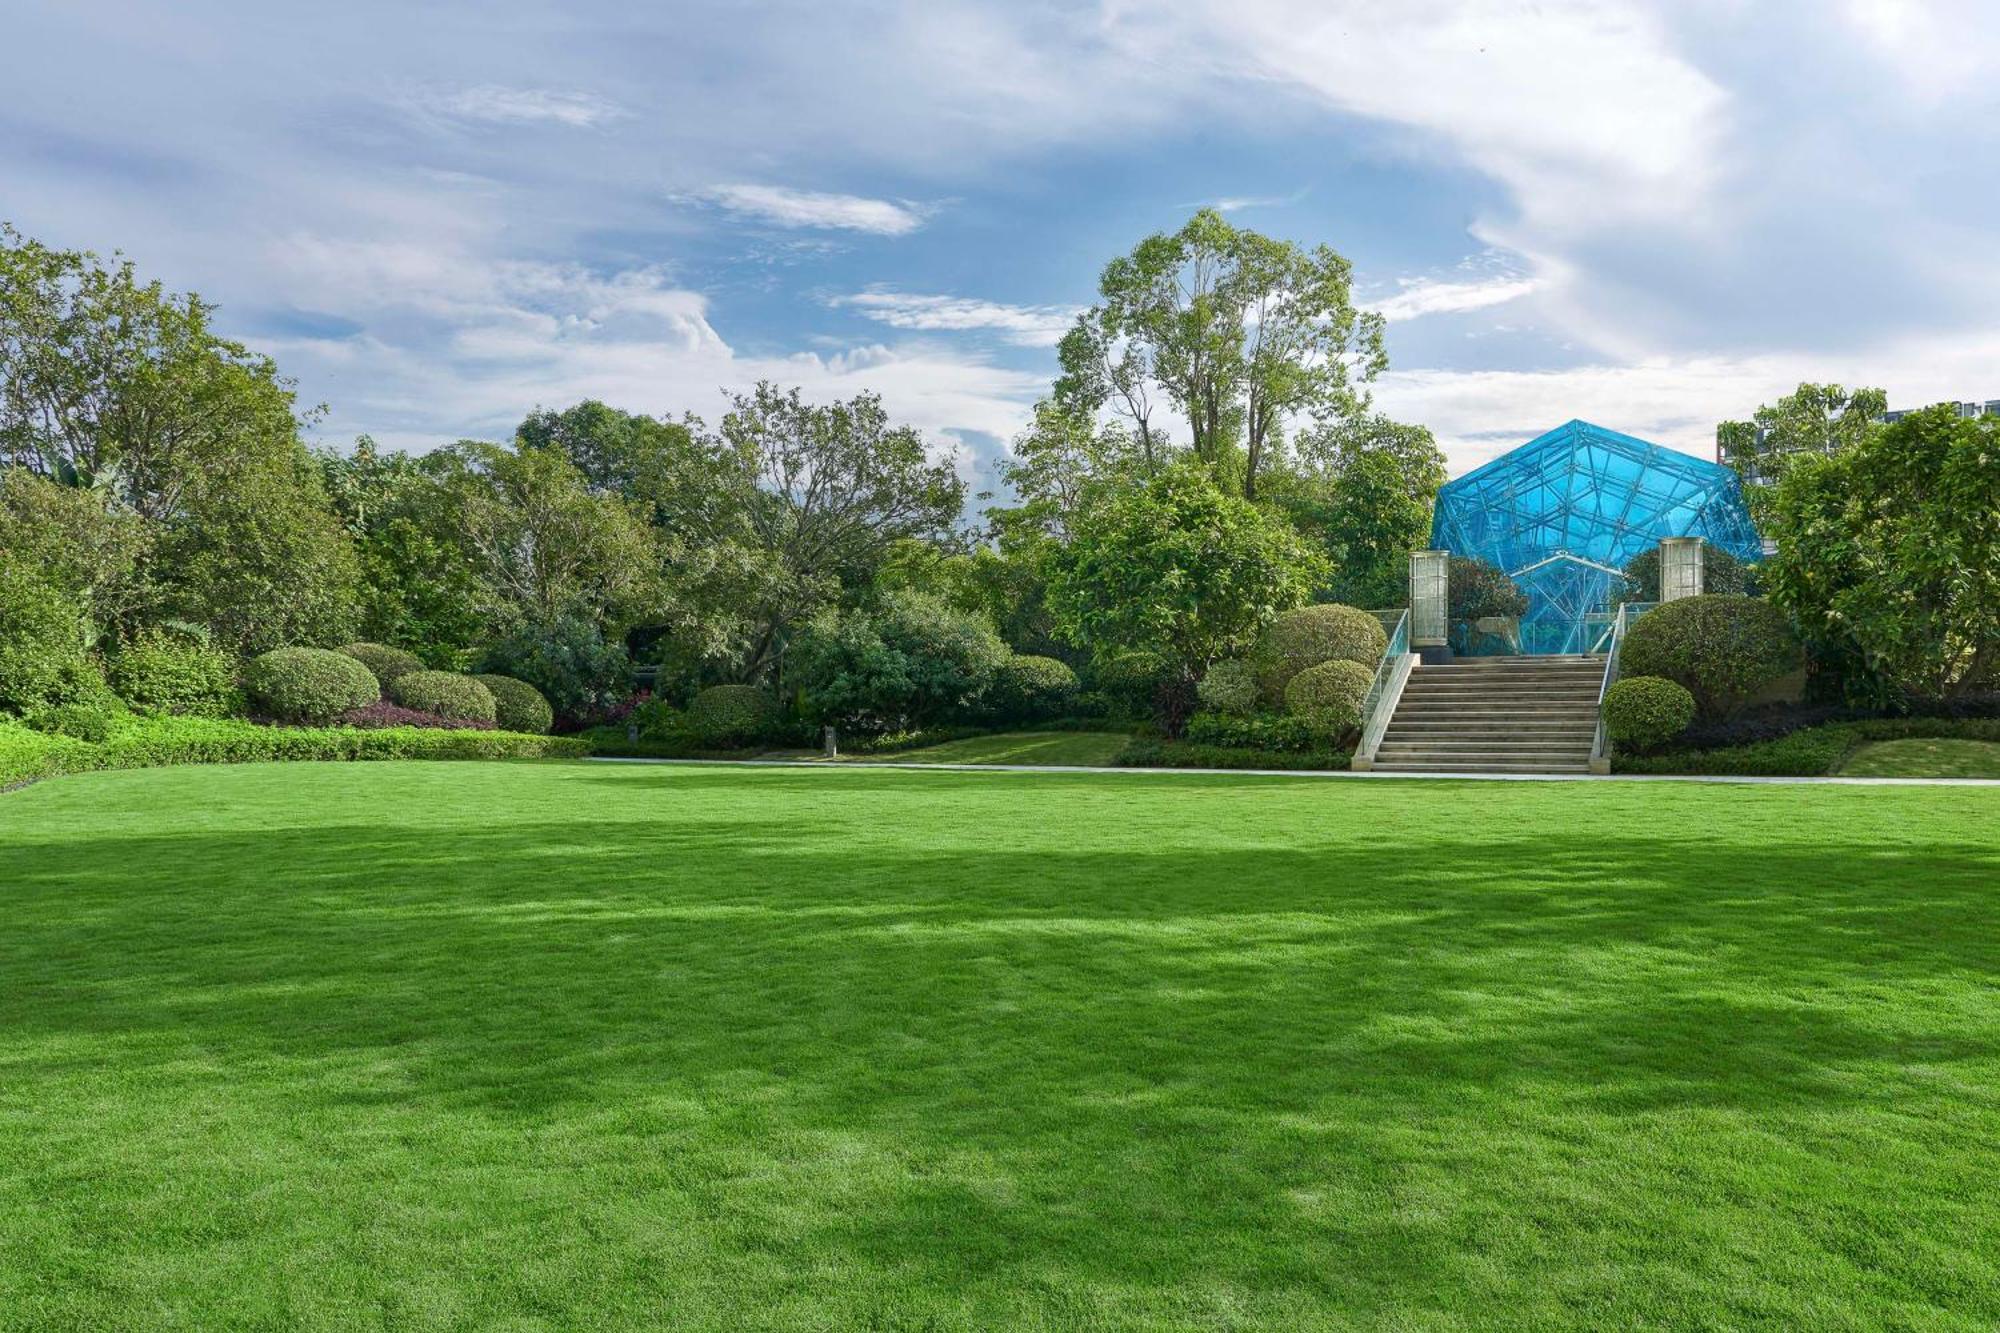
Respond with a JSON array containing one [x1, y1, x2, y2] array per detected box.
[[1430, 420, 1763, 654]]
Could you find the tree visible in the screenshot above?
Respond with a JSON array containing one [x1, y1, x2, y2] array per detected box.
[[0, 466, 149, 637], [694, 383, 967, 685], [1046, 464, 1325, 725], [431, 441, 659, 637], [1268, 413, 1446, 606], [991, 401, 1150, 544], [1717, 382, 1886, 487], [0, 224, 320, 523], [515, 399, 725, 529], [1056, 209, 1387, 500], [1762, 405, 1999, 701], [792, 589, 1007, 732]]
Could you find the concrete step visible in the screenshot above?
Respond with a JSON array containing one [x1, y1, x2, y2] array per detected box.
[[1391, 704, 1600, 718], [1372, 762, 1591, 775]]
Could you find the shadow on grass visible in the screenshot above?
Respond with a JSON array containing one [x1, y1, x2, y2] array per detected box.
[[3, 769, 1998, 1323]]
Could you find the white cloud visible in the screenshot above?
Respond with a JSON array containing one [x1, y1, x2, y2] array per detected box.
[[263, 238, 1042, 466], [418, 86, 627, 128], [700, 185, 937, 236], [830, 288, 1079, 346], [1374, 330, 2000, 475], [1370, 274, 1541, 323]]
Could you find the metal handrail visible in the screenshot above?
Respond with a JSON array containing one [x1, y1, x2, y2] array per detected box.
[[1590, 601, 1656, 765], [1355, 609, 1413, 765]]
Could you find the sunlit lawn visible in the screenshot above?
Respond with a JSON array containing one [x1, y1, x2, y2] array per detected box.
[[3, 760, 1998, 1329], [1840, 737, 2000, 779], [846, 729, 1131, 767]]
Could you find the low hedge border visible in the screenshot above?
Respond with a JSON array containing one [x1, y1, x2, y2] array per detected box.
[[1, 717, 587, 791], [1116, 738, 1353, 771], [1615, 717, 2000, 776]]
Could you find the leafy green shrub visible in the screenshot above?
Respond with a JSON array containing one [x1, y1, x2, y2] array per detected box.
[[1283, 658, 1375, 739], [388, 671, 497, 725], [1614, 716, 2000, 776], [1091, 651, 1169, 716], [473, 674, 554, 735], [338, 642, 425, 687], [687, 684, 773, 747], [240, 647, 380, 724], [1195, 659, 1260, 716], [1255, 604, 1386, 704], [0, 565, 98, 716], [26, 702, 124, 743], [1603, 676, 1696, 752], [794, 591, 1008, 732], [1184, 710, 1322, 752], [1449, 557, 1530, 622], [990, 655, 1079, 722], [110, 630, 239, 717], [478, 618, 632, 726], [1621, 595, 1803, 721]]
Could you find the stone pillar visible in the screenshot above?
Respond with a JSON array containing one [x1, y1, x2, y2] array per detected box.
[[1410, 549, 1449, 647], [1659, 536, 1704, 603]]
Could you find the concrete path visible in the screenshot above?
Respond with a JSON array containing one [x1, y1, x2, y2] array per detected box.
[[584, 756, 2000, 787]]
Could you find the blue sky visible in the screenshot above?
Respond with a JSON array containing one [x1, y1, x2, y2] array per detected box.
[[9, 1, 2000, 493]]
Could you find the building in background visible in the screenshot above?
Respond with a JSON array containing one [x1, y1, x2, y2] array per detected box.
[[1716, 397, 2000, 479]]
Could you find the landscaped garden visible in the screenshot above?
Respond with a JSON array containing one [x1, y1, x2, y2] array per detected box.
[[4, 759, 1998, 1328]]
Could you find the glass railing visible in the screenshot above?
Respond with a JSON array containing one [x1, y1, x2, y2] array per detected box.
[[1355, 609, 1412, 764], [1590, 601, 1658, 765]]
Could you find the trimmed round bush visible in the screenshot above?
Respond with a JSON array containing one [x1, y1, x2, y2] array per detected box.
[[110, 631, 238, 717], [1603, 676, 1696, 752], [388, 671, 497, 725], [1283, 658, 1375, 739], [338, 642, 425, 687], [242, 647, 380, 724], [1620, 595, 1803, 721], [1448, 557, 1530, 622], [991, 655, 1079, 722], [1256, 604, 1387, 704], [1091, 651, 1168, 714], [1196, 659, 1261, 716], [474, 674, 554, 735], [686, 684, 773, 747]]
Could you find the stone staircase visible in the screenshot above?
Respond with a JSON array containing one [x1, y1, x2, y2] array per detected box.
[[1371, 655, 1603, 775]]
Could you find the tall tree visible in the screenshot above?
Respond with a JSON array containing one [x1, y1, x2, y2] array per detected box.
[[1762, 405, 1999, 702], [1717, 382, 1886, 487], [1046, 463, 1325, 701], [1056, 209, 1387, 500], [1268, 413, 1447, 606], [692, 383, 967, 685]]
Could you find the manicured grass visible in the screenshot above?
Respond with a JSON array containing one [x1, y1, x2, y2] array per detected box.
[[848, 729, 1132, 766], [1840, 737, 2000, 778], [3, 761, 1999, 1329]]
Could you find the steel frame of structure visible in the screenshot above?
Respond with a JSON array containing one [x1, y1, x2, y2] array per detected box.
[[1430, 419, 1764, 654]]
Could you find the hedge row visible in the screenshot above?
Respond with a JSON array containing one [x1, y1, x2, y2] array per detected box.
[[0, 717, 587, 790], [1613, 716, 2000, 776]]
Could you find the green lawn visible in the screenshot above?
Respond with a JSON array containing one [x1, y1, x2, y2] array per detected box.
[[1840, 737, 2000, 779], [850, 729, 1132, 767], [3, 761, 1998, 1329]]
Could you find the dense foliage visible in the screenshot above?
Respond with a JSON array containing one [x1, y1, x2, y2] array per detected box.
[[1254, 603, 1386, 704], [794, 591, 1008, 733], [338, 641, 425, 686], [109, 629, 238, 717], [1283, 658, 1375, 739], [989, 655, 1079, 723], [1620, 596, 1803, 721], [685, 684, 776, 747], [475, 674, 554, 735], [1603, 676, 1696, 752], [0, 564, 100, 715], [1194, 659, 1260, 716], [241, 647, 380, 724], [1448, 557, 1530, 622], [388, 671, 498, 725], [1761, 406, 1998, 703]]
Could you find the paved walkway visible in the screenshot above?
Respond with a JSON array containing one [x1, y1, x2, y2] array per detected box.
[[585, 757, 2000, 787]]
